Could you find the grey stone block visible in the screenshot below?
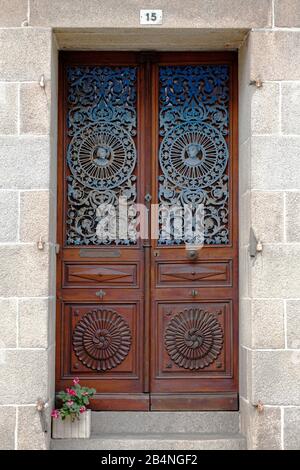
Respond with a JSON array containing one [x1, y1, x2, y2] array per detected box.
[[251, 191, 284, 243], [20, 82, 50, 135], [0, 137, 50, 189], [239, 140, 251, 196], [0, 298, 17, 348], [285, 192, 300, 243], [18, 298, 49, 348], [0, 245, 49, 297], [240, 398, 282, 450], [51, 433, 246, 450], [56, 28, 247, 52], [239, 246, 251, 298], [251, 350, 300, 405], [284, 407, 300, 450], [251, 299, 285, 349], [0, 83, 18, 134], [30, 0, 271, 28], [251, 83, 280, 135], [20, 191, 50, 243], [240, 346, 251, 400], [275, 0, 300, 27], [0, 28, 52, 81], [251, 136, 300, 190], [286, 300, 300, 349], [0, 406, 16, 449], [240, 192, 251, 247], [239, 298, 251, 348], [0, 350, 48, 404], [18, 405, 50, 450], [91, 411, 240, 435], [281, 82, 300, 135], [0, 1, 28, 27], [250, 31, 300, 81], [48, 298, 55, 347], [251, 245, 300, 298], [0, 190, 18, 242], [239, 39, 252, 144]]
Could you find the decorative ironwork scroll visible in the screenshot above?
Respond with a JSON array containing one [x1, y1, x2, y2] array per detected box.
[[158, 65, 230, 245], [66, 66, 137, 245]]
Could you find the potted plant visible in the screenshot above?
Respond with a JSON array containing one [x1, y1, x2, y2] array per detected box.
[[51, 378, 96, 439]]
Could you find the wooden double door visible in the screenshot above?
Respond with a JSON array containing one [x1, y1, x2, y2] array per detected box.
[[56, 51, 238, 411]]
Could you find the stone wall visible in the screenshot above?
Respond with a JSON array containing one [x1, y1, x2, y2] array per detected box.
[[0, 0, 299, 450], [239, 8, 300, 449], [0, 21, 57, 449]]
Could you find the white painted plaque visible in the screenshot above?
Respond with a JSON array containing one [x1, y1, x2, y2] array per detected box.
[[140, 9, 163, 25]]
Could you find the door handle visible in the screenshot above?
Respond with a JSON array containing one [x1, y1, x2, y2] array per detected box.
[[191, 289, 198, 297], [187, 250, 198, 261]]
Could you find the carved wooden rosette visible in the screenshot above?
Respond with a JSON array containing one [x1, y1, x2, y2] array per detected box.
[[73, 308, 132, 371], [164, 307, 224, 370]]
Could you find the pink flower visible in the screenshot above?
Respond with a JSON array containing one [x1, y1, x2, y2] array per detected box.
[[51, 409, 60, 419], [66, 388, 77, 396], [73, 377, 80, 385], [66, 400, 74, 407], [79, 406, 86, 414]]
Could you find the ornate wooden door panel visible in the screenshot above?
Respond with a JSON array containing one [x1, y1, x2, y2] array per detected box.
[[149, 53, 238, 410], [57, 52, 149, 410], [56, 52, 238, 411]]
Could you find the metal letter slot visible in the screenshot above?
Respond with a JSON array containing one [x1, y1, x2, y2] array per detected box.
[[80, 249, 121, 258]]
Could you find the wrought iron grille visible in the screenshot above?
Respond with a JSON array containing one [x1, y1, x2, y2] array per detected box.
[[158, 65, 230, 245], [66, 66, 137, 246]]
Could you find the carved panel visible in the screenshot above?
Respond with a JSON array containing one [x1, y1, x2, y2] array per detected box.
[[66, 66, 137, 245], [157, 261, 231, 286], [72, 308, 132, 371], [164, 307, 223, 370], [158, 65, 230, 245], [64, 263, 137, 286]]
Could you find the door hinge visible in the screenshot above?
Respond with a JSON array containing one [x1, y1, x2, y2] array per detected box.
[[55, 243, 60, 254], [249, 228, 263, 258]]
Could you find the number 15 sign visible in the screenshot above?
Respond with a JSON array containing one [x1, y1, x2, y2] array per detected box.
[[140, 9, 163, 25]]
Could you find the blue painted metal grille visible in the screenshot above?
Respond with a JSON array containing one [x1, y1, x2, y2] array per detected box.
[[158, 65, 230, 245], [66, 66, 137, 245]]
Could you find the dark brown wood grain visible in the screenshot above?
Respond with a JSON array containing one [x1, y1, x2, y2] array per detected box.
[[56, 51, 238, 411]]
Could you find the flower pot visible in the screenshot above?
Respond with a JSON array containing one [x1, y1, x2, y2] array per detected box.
[[52, 409, 91, 439]]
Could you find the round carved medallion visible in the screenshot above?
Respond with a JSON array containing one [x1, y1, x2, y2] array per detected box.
[[164, 308, 223, 370], [67, 122, 136, 190], [73, 309, 131, 371], [159, 122, 228, 189]]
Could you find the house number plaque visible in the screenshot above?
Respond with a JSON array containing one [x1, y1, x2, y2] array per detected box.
[[140, 9, 163, 25]]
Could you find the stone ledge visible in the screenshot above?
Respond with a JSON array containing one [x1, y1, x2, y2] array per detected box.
[[51, 433, 246, 450], [55, 28, 248, 51]]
